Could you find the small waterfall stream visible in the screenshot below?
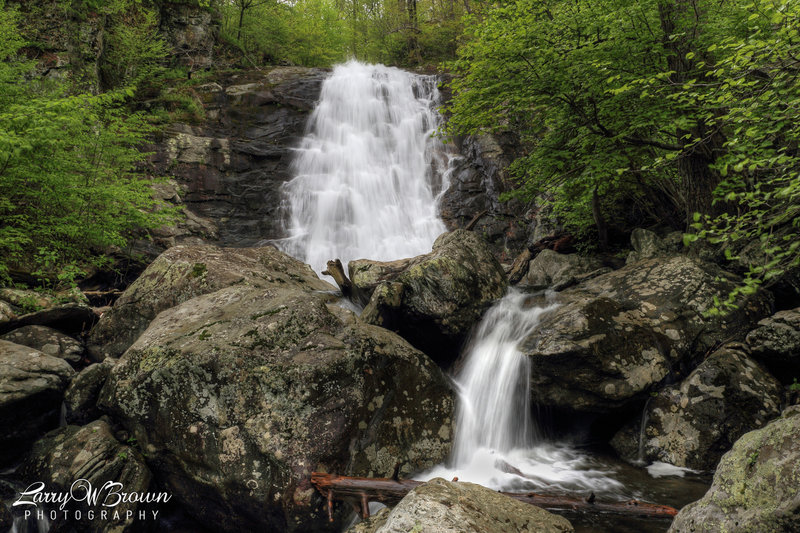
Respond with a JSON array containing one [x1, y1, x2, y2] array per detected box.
[[277, 60, 450, 276], [420, 290, 624, 496]]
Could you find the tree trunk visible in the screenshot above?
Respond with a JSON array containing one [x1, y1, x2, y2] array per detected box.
[[311, 472, 679, 521]]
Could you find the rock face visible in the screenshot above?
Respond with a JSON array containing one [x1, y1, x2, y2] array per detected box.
[[20, 420, 153, 533], [746, 307, 800, 377], [611, 344, 783, 469], [521, 249, 607, 290], [159, 2, 216, 68], [0, 340, 75, 465], [351, 478, 573, 533], [64, 360, 116, 425], [356, 230, 507, 363], [97, 248, 454, 532], [669, 405, 800, 533], [522, 255, 772, 412], [1, 325, 83, 366], [87, 244, 332, 360]]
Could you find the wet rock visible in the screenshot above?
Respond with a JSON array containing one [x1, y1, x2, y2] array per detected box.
[[669, 405, 800, 533], [521, 249, 607, 291], [64, 360, 116, 425], [1, 325, 83, 366], [98, 259, 454, 532], [20, 420, 152, 533], [523, 255, 772, 412], [87, 244, 333, 360], [358, 229, 507, 364], [351, 478, 573, 533], [746, 307, 800, 377], [0, 340, 75, 466], [611, 344, 782, 470], [0, 288, 95, 335]]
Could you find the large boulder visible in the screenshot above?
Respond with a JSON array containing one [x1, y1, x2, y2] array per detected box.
[[522, 255, 772, 412], [669, 405, 800, 533], [611, 344, 783, 469], [87, 244, 333, 360], [64, 359, 116, 425], [98, 261, 454, 532], [0, 288, 94, 336], [1, 325, 83, 366], [19, 420, 153, 533], [0, 340, 75, 465], [521, 249, 607, 291], [351, 478, 573, 533], [746, 307, 800, 378], [356, 230, 507, 363]]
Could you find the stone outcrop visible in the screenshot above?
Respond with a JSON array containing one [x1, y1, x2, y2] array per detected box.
[[351, 478, 574, 533], [611, 344, 783, 470], [87, 244, 333, 360], [356, 230, 507, 364], [20, 420, 153, 533], [669, 405, 800, 533], [0, 340, 75, 465], [522, 255, 772, 412], [97, 247, 453, 532]]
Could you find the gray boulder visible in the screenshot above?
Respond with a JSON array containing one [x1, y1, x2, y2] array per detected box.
[[611, 344, 782, 469], [746, 307, 800, 376], [522, 249, 607, 290], [0, 340, 75, 465], [87, 244, 333, 360], [669, 405, 800, 533], [357, 230, 507, 363], [1, 325, 83, 366], [0, 287, 94, 336], [64, 359, 116, 425], [98, 258, 454, 532], [20, 420, 152, 533], [351, 478, 573, 533], [523, 255, 772, 412]]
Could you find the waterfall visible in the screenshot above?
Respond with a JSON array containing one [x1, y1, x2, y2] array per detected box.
[[420, 289, 623, 496], [278, 60, 450, 276]]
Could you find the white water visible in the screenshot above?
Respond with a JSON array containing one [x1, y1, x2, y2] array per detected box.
[[278, 60, 450, 276], [419, 290, 624, 496]]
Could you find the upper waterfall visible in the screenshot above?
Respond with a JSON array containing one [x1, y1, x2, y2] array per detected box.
[[278, 60, 450, 276]]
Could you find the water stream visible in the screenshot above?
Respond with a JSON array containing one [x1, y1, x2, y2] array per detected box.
[[277, 60, 450, 276]]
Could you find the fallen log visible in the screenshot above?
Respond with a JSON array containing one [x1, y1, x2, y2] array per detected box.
[[506, 248, 532, 284], [322, 258, 368, 305], [310, 472, 678, 521]]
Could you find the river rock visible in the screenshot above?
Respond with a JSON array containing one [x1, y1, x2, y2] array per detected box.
[[625, 228, 682, 264], [522, 249, 607, 290], [611, 344, 782, 469], [20, 420, 153, 533], [669, 405, 800, 533], [357, 229, 507, 363], [746, 307, 800, 377], [351, 478, 573, 533], [64, 359, 116, 425], [0, 340, 75, 465], [0, 288, 94, 335], [98, 270, 454, 532], [87, 244, 333, 360], [1, 325, 83, 366], [523, 255, 772, 412]]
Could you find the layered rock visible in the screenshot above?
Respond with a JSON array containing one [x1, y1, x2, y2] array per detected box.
[[356, 230, 507, 364], [0, 340, 75, 465], [97, 247, 454, 532], [87, 244, 332, 360], [611, 344, 782, 469], [746, 307, 800, 377], [669, 405, 800, 533], [1, 325, 83, 366], [351, 478, 573, 533], [20, 420, 153, 533], [522, 255, 772, 412]]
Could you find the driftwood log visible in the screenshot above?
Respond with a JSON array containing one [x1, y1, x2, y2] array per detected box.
[[322, 259, 354, 298], [311, 472, 678, 521], [506, 248, 533, 284]]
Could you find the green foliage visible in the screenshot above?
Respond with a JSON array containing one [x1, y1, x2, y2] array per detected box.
[[0, 4, 179, 286], [101, 3, 170, 88]]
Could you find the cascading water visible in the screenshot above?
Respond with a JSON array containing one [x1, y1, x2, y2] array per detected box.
[[277, 60, 450, 276], [420, 289, 623, 496]]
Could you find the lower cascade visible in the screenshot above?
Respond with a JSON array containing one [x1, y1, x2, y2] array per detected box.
[[420, 290, 623, 495], [278, 60, 450, 276]]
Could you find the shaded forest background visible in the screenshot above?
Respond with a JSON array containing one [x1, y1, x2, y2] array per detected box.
[[0, 0, 798, 310]]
